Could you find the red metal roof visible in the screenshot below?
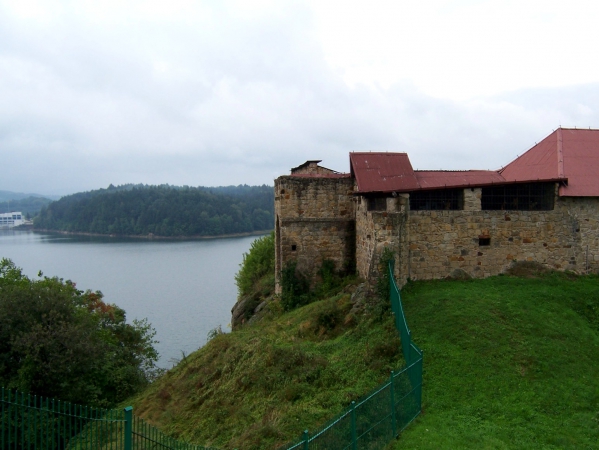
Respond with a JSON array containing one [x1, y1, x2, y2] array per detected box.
[[415, 170, 505, 190], [499, 130, 562, 183], [350, 152, 420, 193], [297, 128, 599, 196], [500, 128, 599, 196]]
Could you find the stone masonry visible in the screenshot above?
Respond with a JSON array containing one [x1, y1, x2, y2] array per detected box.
[[274, 175, 355, 293], [275, 174, 599, 290]]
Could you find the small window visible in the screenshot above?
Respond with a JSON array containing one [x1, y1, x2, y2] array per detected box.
[[291, 244, 297, 251], [367, 197, 387, 211], [280, 189, 285, 195], [479, 237, 491, 246]]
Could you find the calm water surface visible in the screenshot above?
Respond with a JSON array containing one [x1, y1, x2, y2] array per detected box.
[[0, 230, 261, 367]]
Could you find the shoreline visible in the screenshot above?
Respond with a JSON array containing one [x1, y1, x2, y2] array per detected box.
[[31, 228, 273, 241]]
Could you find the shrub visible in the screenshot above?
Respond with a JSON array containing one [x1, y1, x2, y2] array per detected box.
[[235, 232, 275, 298], [0, 258, 159, 407], [281, 261, 311, 311]]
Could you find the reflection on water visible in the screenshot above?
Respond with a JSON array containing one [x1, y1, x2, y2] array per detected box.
[[0, 230, 262, 367]]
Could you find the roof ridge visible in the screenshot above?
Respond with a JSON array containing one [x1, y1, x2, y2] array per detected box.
[[349, 151, 408, 155], [415, 169, 498, 173]]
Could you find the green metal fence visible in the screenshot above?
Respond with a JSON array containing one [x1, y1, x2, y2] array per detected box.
[[279, 261, 423, 450], [1, 387, 217, 450]]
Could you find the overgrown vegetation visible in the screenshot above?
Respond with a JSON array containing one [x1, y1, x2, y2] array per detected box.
[[0, 258, 160, 408], [34, 184, 274, 237], [235, 232, 275, 298], [129, 287, 402, 450], [376, 248, 394, 302], [280, 261, 311, 311], [281, 259, 352, 311]]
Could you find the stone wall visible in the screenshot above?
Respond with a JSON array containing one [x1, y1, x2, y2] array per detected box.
[[406, 196, 599, 280], [463, 187, 482, 211], [561, 197, 599, 273], [355, 195, 409, 285], [291, 161, 337, 175], [275, 172, 599, 293], [275, 176, 355, 292]]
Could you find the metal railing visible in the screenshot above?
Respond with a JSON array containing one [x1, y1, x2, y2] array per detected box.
[[1, 388, 217, 450], [279, 261, 423, 449]]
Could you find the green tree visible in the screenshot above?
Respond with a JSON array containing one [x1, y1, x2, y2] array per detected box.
[[235, 232, 275, 298], [34, 184, 275, 237], [0, 258, 159, 407]]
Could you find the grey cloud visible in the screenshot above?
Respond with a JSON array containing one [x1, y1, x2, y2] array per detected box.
[[2, 3, 599, 196]]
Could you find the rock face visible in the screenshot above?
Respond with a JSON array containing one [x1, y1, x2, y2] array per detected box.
[[231, 293, 262, 330], [231, 292, 277, 330]]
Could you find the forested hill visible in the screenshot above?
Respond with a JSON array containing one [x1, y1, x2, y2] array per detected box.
[[34, 184, 274, 237], [0, 196, 52, 217]]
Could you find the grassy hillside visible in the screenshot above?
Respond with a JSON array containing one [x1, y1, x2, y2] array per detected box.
[[128, 282, 403, 449], [394, 270, 599, 449], [128, 269, 599, 450]]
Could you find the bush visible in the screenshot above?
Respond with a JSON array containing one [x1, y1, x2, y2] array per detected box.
[[0, 258, 159, 407], [283, 259, 354, 312], [235, 232, 275, 298], [281, 261, 311, 311]]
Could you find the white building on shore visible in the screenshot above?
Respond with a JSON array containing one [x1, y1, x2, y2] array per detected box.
[[0, 212, 24, 229]]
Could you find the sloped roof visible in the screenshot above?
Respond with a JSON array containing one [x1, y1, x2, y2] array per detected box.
[[415, 170, 505, 190], [350, 153, 507, 193], [500, 128, 599, 196], [350, 153, 420, 193]]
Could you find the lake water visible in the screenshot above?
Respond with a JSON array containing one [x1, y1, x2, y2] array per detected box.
[[0, 230, 262, 368]]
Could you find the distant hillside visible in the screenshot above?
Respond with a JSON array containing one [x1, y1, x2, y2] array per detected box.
[[34, 184, 274, 237], [0, 190, 60, 203], [0, 191, 52, 216]]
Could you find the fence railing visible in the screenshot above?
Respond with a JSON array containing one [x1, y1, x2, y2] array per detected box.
[[279, 261, 423, 450], [1, 387, 217, 450]]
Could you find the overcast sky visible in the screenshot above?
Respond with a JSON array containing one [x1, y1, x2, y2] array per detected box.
[[3, 0, 599, 196]]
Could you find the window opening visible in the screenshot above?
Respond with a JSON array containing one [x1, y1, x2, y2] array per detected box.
[[367, 197, 387, 211], [479, 237, 490, 246], [410, 189, 464, 211], [291, 244, 297, 251], [481, 183, 554, 211]]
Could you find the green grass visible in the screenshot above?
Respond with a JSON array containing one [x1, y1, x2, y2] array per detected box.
[[128, 287, 403, 450], [393, 272, 599, 449], [129, 271, 599, 450]]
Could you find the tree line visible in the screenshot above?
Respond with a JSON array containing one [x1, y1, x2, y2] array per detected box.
[[34, 184, 274, 237]]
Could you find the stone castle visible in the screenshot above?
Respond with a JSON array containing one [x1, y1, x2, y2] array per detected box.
[[274, 127, 599, 291]]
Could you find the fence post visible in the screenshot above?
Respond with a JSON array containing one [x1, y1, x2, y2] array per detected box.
[[124, 406, 133, 450], [390, 371, 397, 438], [351, 401, 357, 450], [303, 429, 309, 450]]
